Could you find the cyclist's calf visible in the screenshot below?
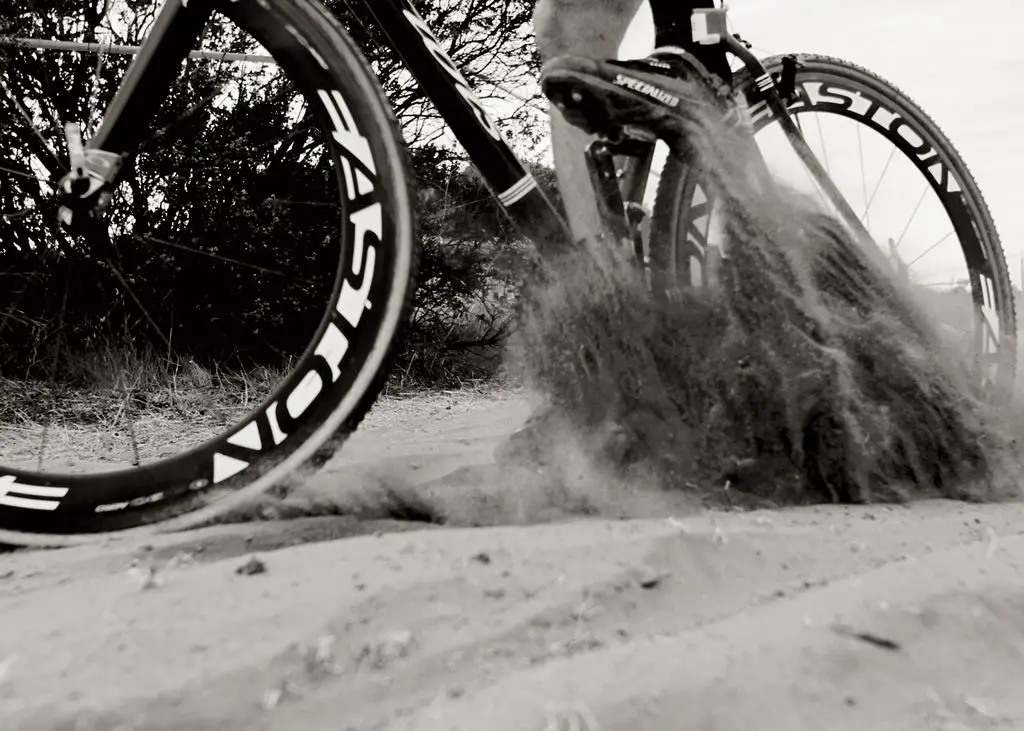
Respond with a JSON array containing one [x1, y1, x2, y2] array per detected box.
[[533, 0, 644, 60]]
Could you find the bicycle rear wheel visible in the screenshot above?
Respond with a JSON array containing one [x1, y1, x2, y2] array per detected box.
[[0, 0, 417, 543], [650, 54, 1016, 397]]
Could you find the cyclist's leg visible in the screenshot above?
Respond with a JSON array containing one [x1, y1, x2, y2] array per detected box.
[[534, 0, 645, 242], [503, 1, 722, 467], [535, 1, 730, 243]]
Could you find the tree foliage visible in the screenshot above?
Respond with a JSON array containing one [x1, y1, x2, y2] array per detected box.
[[323, 0, 546, 152]]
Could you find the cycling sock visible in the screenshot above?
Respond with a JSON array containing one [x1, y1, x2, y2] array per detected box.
[[647, 0, 732, 82]]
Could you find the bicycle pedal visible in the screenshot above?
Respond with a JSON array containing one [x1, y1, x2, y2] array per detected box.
[[625, 202, 648, 226]]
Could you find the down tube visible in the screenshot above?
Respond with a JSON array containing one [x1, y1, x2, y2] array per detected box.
[[356, 0, 572, 256]]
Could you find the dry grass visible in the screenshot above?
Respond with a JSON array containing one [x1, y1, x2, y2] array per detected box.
[[0, 345, 516, 476], [0, 345, 289, 471]]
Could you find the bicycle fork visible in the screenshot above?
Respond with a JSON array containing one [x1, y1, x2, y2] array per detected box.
[[56, 0, 213, 229]]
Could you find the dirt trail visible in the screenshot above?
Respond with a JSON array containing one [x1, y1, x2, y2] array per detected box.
[[2, 392, 1023, 731]]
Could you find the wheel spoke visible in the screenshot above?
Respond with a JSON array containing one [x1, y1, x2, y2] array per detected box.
[[814, 112, 830, 174], [100, 253, 173, 353], [860, 146, 897, 225], [0, 163, 41, 180], [893, 185, 930, 250], [0, 77, 67, 174], [856, 123, 870, 229], [906, 230, 956, 269], [134, 234, 315, 281]]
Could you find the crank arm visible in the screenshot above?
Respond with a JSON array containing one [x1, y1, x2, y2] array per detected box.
[[585, 139, 633, 247], [585, 132, 656, 264]]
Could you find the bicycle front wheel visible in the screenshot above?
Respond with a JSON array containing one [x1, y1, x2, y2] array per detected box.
[[0, 0, 417, 543], [650, 54, 1016, 397]]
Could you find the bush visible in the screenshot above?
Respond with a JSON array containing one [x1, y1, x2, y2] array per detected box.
[[0, 0, 548, 394]]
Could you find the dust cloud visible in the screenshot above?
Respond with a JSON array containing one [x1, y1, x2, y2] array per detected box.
[[506, 97, 1021, 507]]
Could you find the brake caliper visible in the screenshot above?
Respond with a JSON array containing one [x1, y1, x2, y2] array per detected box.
[[777, 55, 800, 104]]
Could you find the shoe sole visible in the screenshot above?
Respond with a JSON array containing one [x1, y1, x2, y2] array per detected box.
[[541, 60, 712, 140]]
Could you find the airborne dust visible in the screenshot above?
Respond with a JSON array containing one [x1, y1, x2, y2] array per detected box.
[[506, 97, 1022, 508]]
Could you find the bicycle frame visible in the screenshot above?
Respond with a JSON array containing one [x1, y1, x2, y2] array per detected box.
[[83, 0, 575, 255], [79, 0, 885, 267]]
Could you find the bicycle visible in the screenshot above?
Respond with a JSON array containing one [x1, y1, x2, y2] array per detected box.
[[0, 0, 1014, 544]]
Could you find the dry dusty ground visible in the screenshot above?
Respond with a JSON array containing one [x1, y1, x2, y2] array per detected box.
[[2, 390, 1024, 731]]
